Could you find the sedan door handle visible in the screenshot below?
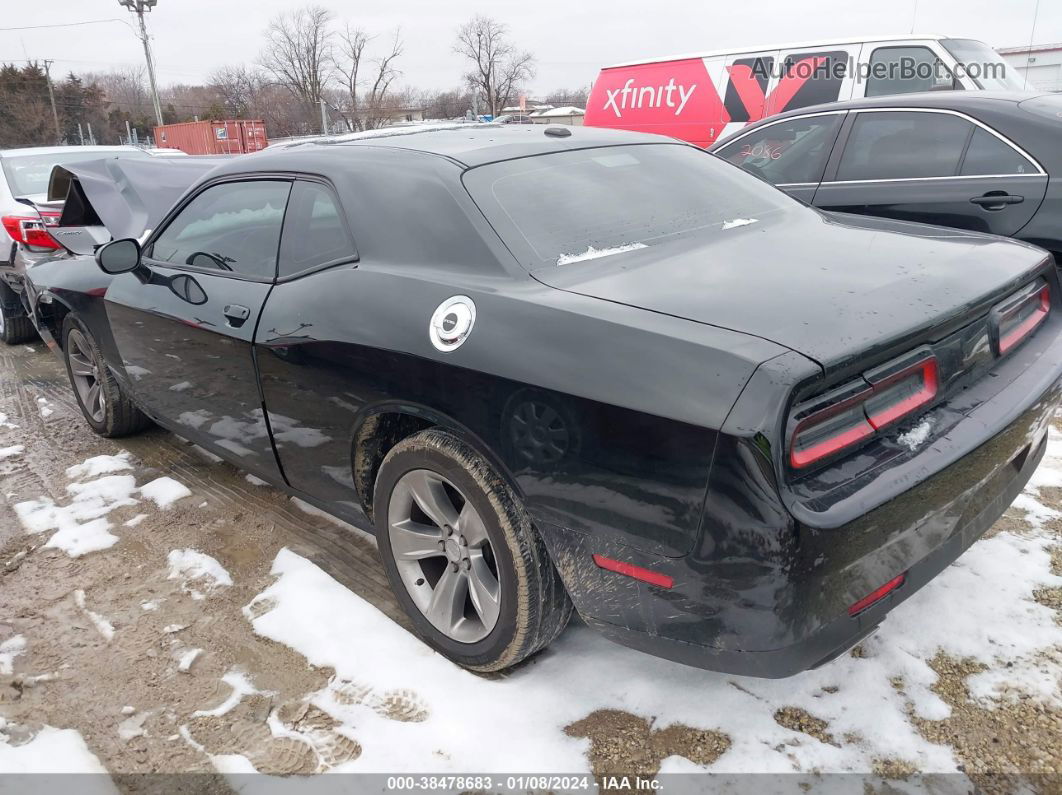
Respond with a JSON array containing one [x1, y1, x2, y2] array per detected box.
[[223, 303, 251, 327], [970, 192, 1024, 210]]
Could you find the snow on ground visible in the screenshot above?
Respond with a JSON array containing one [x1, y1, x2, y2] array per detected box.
[[0, 412, 18, 429], [13, 452, 193, 557], [225, 436, 1062, 776], [0, 718, 115, 784], [74, 589, 115, 643], [166, 549, 233, 599], [140, 477, 192, 508], [36, 397, 53, 419], [0, 635, 26, 675], [190, 671, 265, 718], [0, 445, 23, 459]]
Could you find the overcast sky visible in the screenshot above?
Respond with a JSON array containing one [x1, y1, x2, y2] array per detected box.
[[3, 0, 1060, 95]]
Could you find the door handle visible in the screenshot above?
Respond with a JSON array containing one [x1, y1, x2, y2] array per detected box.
[[223, 304, 250, 327], [970, 192, 1024, 210]]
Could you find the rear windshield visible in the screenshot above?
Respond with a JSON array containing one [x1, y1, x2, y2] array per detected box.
[[464, 144, 794, 270], [941, 39, 1025, 91], [1, 149, 149, 197]]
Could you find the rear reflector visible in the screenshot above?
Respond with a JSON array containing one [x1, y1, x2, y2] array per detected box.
[[848, 573, 905, 616], [790, 354, 938, 470], [1, 215, 60, 250], [592, 554, 674, 589], [996, 283, 1050, 356]]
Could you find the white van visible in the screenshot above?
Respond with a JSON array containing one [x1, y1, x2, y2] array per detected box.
[[584, 35, 1023, 147]]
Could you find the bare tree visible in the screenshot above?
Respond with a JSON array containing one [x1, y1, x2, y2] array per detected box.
[[334, 25, 404, 131], [259, 5, 334, 125], [84, 66, 149, 114], [209, 65, 264, 118], [453, 16, 535, 117]]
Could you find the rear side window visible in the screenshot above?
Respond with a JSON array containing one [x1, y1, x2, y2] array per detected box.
[[278, 181, 356, 278], [149, 180, 290, 279], [959, 128, 1037, 176], [836, 111, 972, 181], [865, 46, 958, 97], [716, 114, 843, 185]]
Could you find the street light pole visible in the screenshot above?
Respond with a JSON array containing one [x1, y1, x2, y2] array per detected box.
[[42, 59, 62, 144], [119, 0, 164, 128]]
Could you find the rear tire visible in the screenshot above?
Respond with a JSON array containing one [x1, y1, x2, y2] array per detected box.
[[374, 428, 573, 672], [0, 284, 36, 345], [62, 314, 152, 438]]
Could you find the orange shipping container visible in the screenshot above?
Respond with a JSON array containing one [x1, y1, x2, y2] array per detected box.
[[153, 120, 269, 155]]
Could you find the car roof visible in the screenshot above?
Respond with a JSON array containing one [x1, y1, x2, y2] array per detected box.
[[737, 90, 1050, 124], [607, 33, 952, 68], [0, 145, 144, 158], [237, 124, 674, 170]]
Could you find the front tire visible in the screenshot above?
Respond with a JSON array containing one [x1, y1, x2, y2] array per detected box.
[[62, 314, 152, 437], [374, 428, 573, 671]]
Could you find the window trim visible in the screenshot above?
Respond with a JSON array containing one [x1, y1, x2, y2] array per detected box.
[[275, 176, 359, 283], [864, 44, 960, 98], [825, 107, 1045, 185], [142, 173, 296, 283], [712, 110, 849, 188]]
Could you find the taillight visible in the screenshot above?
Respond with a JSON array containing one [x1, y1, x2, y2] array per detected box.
[[790, 352, 939, 470], [1, 215, 60, 250], [848, 573, 905, 616], [994, 283, 1050, 356]]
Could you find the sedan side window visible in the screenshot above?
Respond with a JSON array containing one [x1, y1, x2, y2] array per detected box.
[[148, 180, 291, 280], [835, 111, 973, 181], [865, 46, 959, 97], [959, 128, 1037, 176], [715, 114, 843, 185], [278, 181, 356, 278]]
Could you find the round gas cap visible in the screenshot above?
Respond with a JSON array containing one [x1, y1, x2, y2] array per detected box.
[[430, 296, 476, 351]]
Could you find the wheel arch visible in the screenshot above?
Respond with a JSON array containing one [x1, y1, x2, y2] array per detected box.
[[350, 400, 524, 522]]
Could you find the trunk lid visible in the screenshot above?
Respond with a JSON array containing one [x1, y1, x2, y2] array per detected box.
[[533, 211, 1050, 370]]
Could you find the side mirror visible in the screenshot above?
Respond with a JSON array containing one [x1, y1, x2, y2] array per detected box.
[[95, 238, 141, 275]]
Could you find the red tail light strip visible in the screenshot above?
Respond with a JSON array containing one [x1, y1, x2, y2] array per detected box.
[[592, 554, 674, 589], [848, 573, 905, 616], [865, 358, 939, 431], [998, 284, 1050, 355], [1, 215, 60, 250]]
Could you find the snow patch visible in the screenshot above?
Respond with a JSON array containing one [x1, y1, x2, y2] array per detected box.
[[140, 476, 191, 508], [0, 445, 23, 459], [15, 474, 137, 557], [245, 474, 268, 486], [192, 670, 262, 718], [124, 513, 148, 528], [177, 648, 202, 673], [556, 242, 647, 266], [0, 720, 115, 779], [0, 635, 26, 675], [167, 549, 232, 599], [0, 412, 18, 429], [36, 398, 53, 418], [721, 217, 758, 230], [74, 589, 115, 642], [66, 451, 132, 481], [898, 417, 935, 451]]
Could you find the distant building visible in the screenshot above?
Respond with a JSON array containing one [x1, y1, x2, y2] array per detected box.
[[998, 43, 1062, 92], [529, 106, 585, 126]]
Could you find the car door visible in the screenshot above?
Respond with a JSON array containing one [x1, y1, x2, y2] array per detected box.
[[103, 177, 292, 477], [812, 109, 1048, 236], [713, 111, 846, 204]]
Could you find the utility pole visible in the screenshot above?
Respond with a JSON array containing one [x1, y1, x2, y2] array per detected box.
[[42, 59, 61, 144], [119, 0, 164, 127]]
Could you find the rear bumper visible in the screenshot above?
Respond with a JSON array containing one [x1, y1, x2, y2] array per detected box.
[[540, 315, 1062, 677]]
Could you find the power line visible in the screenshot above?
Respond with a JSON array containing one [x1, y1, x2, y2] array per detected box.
[[0, 19, 129, 32]]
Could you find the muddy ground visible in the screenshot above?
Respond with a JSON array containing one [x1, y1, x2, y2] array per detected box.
[[0, 339, 1060, 788]]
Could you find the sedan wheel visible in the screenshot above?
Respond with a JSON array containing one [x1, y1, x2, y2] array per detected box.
[[388, 469, 502, 643], [67, 328, 106, 423], [374, 428, 573, 671]]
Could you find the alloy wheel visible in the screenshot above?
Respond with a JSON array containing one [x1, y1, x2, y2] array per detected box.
[[387, 469, 502, 643], [67, 329, 105, 423]]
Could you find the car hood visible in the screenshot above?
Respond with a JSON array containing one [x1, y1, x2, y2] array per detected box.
[[533, 210, 1051, 369]]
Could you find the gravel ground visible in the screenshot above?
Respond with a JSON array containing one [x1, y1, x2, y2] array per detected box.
[[0, 340, 1059, 790]]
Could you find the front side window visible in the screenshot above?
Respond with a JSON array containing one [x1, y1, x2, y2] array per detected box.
[[465, 144, 796, 270], [278, 181, 356, 278], [716, 114, 843, 185], [835, 111, 973, 181], [865, 46, 958, 97], [959, 128, 1037, 176], [148, 180, 291, 279]]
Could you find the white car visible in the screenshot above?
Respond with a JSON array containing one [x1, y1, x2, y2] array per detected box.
[[0, 145, 165, 343]]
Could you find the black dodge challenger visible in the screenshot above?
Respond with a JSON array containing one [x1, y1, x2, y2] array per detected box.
[[23, 125, 1062, 677]]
